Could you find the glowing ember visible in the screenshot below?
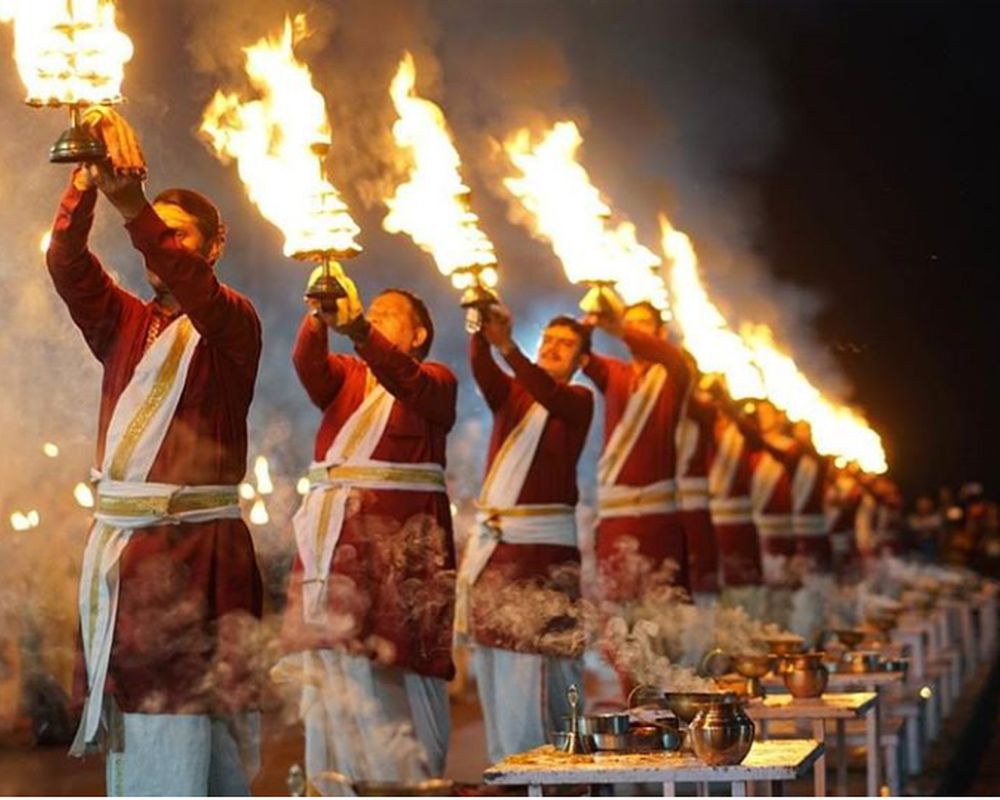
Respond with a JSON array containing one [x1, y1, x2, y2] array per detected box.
[[741, 324, 887, 473], [73, 481, 94, 508], [253, 455, 273, 495], [503, 121, 668, 313], [296, 477, 310, 496], [200, 15, 360, 260], [383, 51, 497, 290], [42, 441, 59, 457], [660, 214, 766, 399], [249, 498, 269, 526], [1, 0, 133, 107], [238, 482, 256, 501]]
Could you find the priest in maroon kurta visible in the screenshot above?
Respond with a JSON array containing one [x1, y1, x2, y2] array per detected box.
[[583, 301, 692, 599], [47, 111, 262, 796], [462, 306, 593, 764], [280, 284, 457, 786]]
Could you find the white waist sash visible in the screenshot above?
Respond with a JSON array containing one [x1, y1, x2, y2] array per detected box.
[[754, 513, 794, 539], [792, 513, 830, 537], [454, 505, 577, 636], [597, 479, 677, 519], [295, 459, 447, 624], [72, 478, 240, 755], [709, 495, 754, 525], [678, 475, 709, 511]]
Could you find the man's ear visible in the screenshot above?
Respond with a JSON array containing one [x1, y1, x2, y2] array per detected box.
[[204, 236, 223, 266], [412, 326, 429, 353]]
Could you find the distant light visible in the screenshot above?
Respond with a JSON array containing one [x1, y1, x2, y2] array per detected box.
[[238, 482, 256, 501], [296, 477, 310, 496], [74, 482, 95, 508], [39, 231, 52, 254], [450, 502, 459, 517], [249, 498, 269, 526], [254, 456, 274, 495], [42, 442, 59, 458], [919, 685, 933, 700], [10, 510, 40, 531]]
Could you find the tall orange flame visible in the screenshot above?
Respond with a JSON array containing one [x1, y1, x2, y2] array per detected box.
[[200, 15, 360, 260]]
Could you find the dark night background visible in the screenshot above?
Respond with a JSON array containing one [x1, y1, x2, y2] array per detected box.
[[733, 0, 1000, 500]]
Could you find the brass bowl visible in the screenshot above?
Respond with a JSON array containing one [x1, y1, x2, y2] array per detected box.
[[588, 731, 632, 752], [842, 650, 881, 674], [733, 654, 774, 678], [766, 636, 806, 657], [319, 774, 456, 796], [833, 628, 866, 649], [579, 712, 631, 736], [664, 692, 723, 724], [629, 720, 682, 752]]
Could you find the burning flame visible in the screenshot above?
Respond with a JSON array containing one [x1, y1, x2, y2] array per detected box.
[[73, 481, 94, 508], [383, 52, 497, 290], [503, 121, 668, 313], [253, 455, 273, 495], [660, 214, 766, 399], [741, 325, 887, 473], [200, 15, 360, 260], [1, 0, 133, 106], [249, 498, 269, 526], [10, 509, 40, 530]]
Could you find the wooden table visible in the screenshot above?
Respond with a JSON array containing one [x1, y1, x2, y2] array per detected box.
[[483, 739, 825, 797], [745, 692, 877, 797]]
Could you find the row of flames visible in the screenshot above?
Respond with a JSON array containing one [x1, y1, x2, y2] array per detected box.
[[2, 6, 886, 475]]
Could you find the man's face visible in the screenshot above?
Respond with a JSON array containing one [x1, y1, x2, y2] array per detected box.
[[150, 202, 219, 294], [757, 400, 781, 434], [623, 305, 662, 339], [792, 420, 812, 444], [367, 292, 426, 357], [537, 324, 586, 383]]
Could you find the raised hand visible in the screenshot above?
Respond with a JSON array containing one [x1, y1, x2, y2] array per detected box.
[[480, 303, 515, 354], [80, 107, 147, 178]]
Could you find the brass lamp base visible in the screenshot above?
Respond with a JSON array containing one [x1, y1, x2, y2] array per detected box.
[[50, 124, 107, 164], [305, 273, 348, 307], [460, 281, 499, 334]]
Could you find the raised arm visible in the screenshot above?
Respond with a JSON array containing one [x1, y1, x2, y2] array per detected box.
[[581, 349, 613, 393], [623, 329, 691, 392], [469, 331, 513, 412], [126, 204, 261, 368], [292, 312, 350, 410], [45, 174, 138, 362], [504, 346, 594, 425], [356, 327, 457, 431]]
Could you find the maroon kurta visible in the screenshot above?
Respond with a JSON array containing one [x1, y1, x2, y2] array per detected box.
[[281, 315, 457, 681], [584, 330, 691, 596], [709, 415, 764, 586], [467, 333, 593, 658], [791, 453, 834, 571], [48, 182, 263, 716], [677, 395, 721, 593], [752, 437, 798, 568]]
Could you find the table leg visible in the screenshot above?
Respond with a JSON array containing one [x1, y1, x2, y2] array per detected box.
[[836, 718, 847, 797], [528, 784, 543, 797], [866, 704, 880, 798], [697, 781, 709, 796], [812, 718, 827, 797], [746, 779, 757, 796], [662, 782, 676, 797], [905, 712, 921, 776], [732, 781, 747, 797]]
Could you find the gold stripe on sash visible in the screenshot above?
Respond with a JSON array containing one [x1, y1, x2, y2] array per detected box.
[[314, 489, 338, 570], [339, 377, 388, 461], [108, 319, 195, 481], [96, 489, 239, 518], [598, 487, 676, 512], [479, 404, 541, 503], [477, 504, 573, 519], [87, 524, 116, 653], [327, 464, 445, 487]]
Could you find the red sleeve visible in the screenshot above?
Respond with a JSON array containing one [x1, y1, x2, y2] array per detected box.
[[582, 350, 613, 393], [504, 346, 594, 425], [125, 203, 261, 370], [469, 332, 512, 412], [623, 330, 691, 393], [292, 313, 350, 410], [355, 327, 457, 431], [46, 181, 140, 362]]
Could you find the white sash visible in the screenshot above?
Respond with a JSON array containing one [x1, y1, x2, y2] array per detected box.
[[751, 451, 790, 539], [72, 317, 207, 755], [597, 479, 676, 519], [596, 364, 667, 486], [709, 495, 754, 525], [455, 403, 577, 636], [293, 376, 420, 624], [709, 421, 744, 501], [791, 455, 827, 537]]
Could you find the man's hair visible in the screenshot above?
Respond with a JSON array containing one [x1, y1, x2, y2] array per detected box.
[[376, 288, 435, 360], [625, 301, 664, 328], [545, 315, 592, 355], [153, 188, 226, 252]]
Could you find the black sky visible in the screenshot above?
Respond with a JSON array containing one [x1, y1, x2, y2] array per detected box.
[[727, 0, 1000, 499]]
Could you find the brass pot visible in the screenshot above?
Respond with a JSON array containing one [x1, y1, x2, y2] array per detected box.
[[765, 636, 805, 657], [842, 650, 881, 674], [689, 695, 756, 766], [782, 652, 829, 698], [732, 654, 774, 698], [832, 628, 865, 649]]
